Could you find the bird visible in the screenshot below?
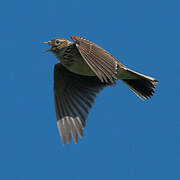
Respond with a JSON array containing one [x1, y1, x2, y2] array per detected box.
[[43, 35, 159, 145]]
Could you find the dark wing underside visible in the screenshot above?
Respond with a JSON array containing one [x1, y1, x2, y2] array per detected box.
[[54, 63, 114, 145], [71, 35, 119, 83]]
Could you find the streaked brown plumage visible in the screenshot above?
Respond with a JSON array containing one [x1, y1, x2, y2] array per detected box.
[[43, 35, 159, 145]]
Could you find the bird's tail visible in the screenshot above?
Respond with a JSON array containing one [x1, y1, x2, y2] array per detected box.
[[117, 67, 159, 100]]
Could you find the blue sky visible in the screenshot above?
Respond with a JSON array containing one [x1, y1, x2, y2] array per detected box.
[[0, 0, 179, 179]]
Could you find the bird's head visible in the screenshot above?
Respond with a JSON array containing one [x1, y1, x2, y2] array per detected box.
[[43, 38, 72, 53]]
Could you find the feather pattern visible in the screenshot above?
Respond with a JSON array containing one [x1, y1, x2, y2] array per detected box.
[[122, 78, 158, 100], [54, 63, 114, 145], [71, 36, 119, 83]]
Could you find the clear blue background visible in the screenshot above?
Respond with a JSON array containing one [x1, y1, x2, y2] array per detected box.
[[0, 0, 179, 179]]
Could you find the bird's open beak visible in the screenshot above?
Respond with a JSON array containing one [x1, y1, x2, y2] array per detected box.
[[43, 41, 52, 53], [43, 41, 51, 44]]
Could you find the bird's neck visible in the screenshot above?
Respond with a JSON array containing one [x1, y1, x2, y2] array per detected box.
[[54, 46, 69, 60]]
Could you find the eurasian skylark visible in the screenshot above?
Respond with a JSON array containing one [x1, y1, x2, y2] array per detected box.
[[44, 35, 159, 145]]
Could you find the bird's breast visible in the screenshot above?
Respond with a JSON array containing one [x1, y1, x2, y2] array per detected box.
[[63, 55, 96, 76]]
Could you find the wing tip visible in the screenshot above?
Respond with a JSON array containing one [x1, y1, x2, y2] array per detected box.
[[57, 118, 85, 145]]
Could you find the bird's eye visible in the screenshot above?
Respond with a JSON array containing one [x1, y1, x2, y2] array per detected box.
[[55, 40, 60, 44]]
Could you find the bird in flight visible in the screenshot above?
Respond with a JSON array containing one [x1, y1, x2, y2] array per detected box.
[[43, 35, 159, 145]]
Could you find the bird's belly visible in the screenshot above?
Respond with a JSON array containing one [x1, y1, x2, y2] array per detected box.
[[66, 57, 96, 76]]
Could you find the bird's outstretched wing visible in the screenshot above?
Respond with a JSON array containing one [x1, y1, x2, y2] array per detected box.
[[54, 63, 114, 145], [71, 35, 119, 83]]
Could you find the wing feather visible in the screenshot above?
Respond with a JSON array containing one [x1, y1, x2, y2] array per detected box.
[[71, 35, 118, 83], [54, 63, 114, 145]]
